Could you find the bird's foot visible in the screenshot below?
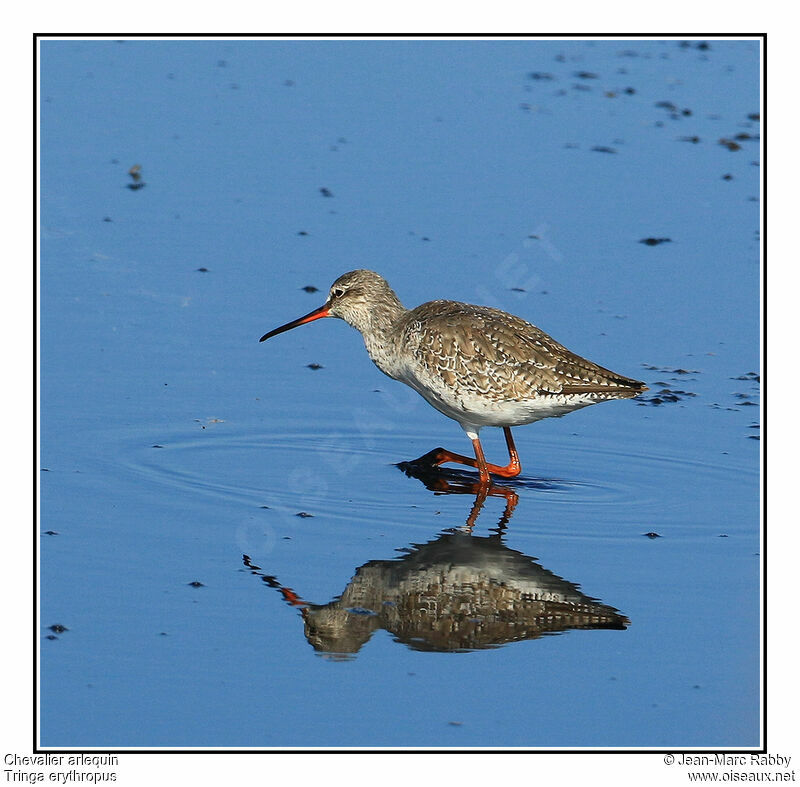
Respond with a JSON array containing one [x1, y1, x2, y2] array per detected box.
[[406, 446, 520, 482], [407, 447, 459, 469]]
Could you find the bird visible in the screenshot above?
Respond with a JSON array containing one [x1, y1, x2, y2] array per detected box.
[[259, 269, 647, 483]]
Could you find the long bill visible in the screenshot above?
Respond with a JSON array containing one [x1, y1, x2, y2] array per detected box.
[[259, 303, 331, 342]]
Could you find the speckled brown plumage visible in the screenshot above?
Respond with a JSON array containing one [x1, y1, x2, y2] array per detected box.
[[395, 300, 644, 401], [260, 269, 647, 482]]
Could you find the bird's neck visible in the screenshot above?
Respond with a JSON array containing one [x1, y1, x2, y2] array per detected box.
[[348, 295, 407, 378]]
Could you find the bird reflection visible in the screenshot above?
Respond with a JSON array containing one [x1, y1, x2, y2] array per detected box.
[[244, 476, 629, 658], [397, 458, 522, 529]]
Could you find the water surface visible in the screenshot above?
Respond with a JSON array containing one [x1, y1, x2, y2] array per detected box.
[[39, 37, 760, 749]]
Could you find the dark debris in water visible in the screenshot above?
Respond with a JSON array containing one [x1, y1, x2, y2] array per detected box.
[[307, 363, 323, 370], [639, 237, 672, 246], [732, 372, 759, 383], [637, 385, 697, 406], [733, 391, 758, 407], [654, 101, 693, 120], [188, 581, 205, 588], [718, 138, 742, 152], [591, 145, 617, 154], [638, 364, 702, 405], [708, 384, 760, 413], [296, 511, 314, 518], [641, 364, 699, 375], [643, 532, 662, 539], [301, 285, 319, 293], [49, 624, 69, 633], [126, 164, 146, 190]]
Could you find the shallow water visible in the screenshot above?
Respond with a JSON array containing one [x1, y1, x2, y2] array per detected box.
[[39, 37, 760, 748]]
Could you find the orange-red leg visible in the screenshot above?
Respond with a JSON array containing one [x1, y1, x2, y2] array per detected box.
[[414, 427, 522, 483], [463, 481, 519, 530], [257, 573, 308, 607]]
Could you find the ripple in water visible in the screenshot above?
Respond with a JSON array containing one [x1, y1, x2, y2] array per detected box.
[[109, 423, 756, 532]]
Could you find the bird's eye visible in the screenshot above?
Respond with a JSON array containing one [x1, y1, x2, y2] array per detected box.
[[332, 288, 345, 298]]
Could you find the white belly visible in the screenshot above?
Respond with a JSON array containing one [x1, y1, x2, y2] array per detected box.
[[395, 367, 602, 434]]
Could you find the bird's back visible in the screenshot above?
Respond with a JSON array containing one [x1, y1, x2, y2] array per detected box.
[[395, 300, 646, 404]]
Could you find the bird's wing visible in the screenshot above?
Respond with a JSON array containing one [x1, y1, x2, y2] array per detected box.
[[401, 301, 645, 399]]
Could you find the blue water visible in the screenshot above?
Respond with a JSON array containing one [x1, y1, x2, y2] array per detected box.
[[39, 38, 760, 749]]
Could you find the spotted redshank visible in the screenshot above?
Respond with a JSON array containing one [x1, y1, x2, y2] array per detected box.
[[260, 270, 647, 483]]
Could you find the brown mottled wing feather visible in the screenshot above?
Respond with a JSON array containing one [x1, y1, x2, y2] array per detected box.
[[401, 301, 646, 400]]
